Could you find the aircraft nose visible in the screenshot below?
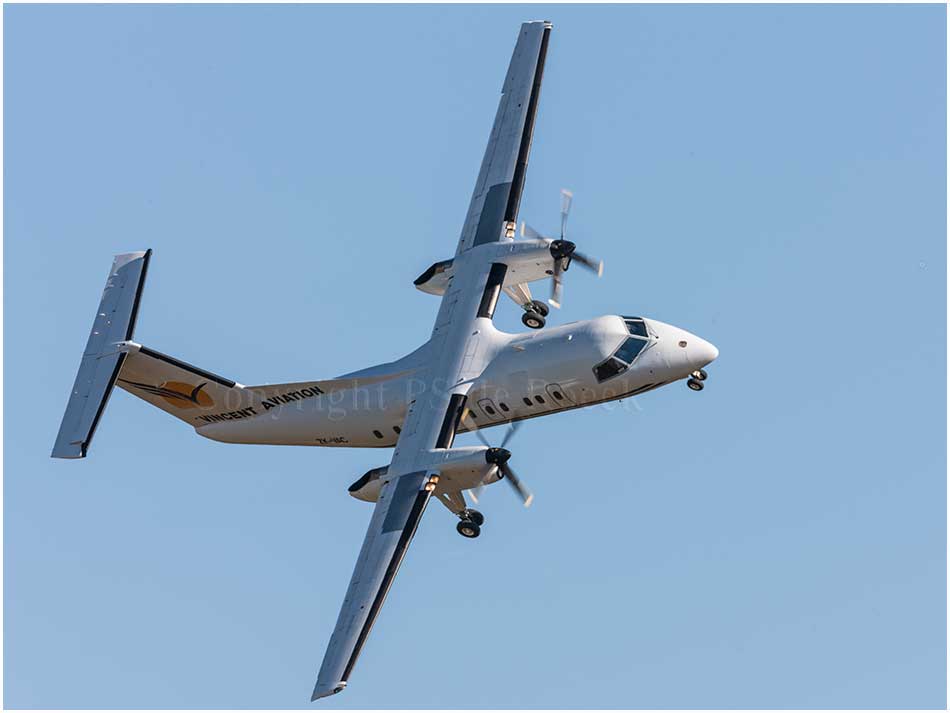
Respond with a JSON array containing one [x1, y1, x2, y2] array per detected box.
[[689, 336, 719, 368]]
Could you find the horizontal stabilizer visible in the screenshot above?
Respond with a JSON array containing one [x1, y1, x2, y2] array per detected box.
[[52, 250, 151, 458]]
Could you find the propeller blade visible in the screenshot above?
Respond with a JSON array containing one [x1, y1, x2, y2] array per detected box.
[[549, 258, 564, 309], [500, 421, 521, 449], [521, 222, 544, 240], [472, 428, 490, 448], [499, 463, 534, 507], [469, 484, 484, 503], [560, 189, 573, 240], [572, 251, 604, 278]]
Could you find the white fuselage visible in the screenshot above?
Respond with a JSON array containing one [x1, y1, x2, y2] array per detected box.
[[196, 315, 718, 448]]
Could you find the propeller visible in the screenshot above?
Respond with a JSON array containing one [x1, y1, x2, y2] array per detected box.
[[469, 422, 533, 507], [521, 189, 603, 309]]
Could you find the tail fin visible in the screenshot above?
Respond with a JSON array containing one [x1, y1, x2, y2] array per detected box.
[[52, 251, 151, 458], [114, 344, 253, 425]]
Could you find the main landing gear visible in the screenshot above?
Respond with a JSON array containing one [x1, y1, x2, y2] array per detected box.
[[456, 508, 484, 538], [521, 300, 549, 330], [687, 368, 708, 392]]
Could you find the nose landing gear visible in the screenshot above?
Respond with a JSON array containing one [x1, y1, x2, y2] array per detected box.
[[687, 369, 708, 391], [456, 508, 484, 538]]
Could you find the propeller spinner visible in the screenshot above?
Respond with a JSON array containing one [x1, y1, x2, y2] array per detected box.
[[522, 189, 603, 308], [471, 422, 533, 507]]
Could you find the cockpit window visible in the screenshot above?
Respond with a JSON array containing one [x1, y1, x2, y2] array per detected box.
[[593, 332, 651, 383], [593, 357, 627, 382], [623, 317, 649, 338], [615, 337, 647, 364]]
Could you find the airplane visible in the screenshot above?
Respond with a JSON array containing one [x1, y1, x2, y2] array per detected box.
[[51, 20, 719, 702]]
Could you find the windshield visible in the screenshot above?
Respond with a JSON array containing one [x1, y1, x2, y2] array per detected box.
[[622, 316, 649, 338], [593, 335, 651, 382], [615, 337, 647, 364]]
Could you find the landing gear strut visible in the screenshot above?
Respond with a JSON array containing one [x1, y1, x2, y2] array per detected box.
[[456, 508, 484, 538], [526, 300, 549, 318]]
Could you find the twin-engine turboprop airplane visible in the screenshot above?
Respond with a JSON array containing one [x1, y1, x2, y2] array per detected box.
[[52, 21, 718, 701]]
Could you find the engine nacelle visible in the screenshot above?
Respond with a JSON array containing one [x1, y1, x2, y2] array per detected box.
[[346, 447, 506, 503], [348, 466, 389, 503]]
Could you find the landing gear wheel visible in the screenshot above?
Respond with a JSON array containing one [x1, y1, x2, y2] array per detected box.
[[460, 509, 484, 526], [692, 369, 708, 381], [522, 311, 546, 329], [457, 520, 481, 538], [687, 378, 704, 391], [527, 300, 550, 317]]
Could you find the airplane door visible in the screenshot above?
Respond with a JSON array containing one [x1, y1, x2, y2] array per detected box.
[[546, 383, 574, 406]]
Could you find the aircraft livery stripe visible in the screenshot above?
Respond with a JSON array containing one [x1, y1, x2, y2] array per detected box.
[[340, 483, 432, 683], [503, 24, 551, 225], [138, 346, 237, 388], [476, 262, 508, 319]]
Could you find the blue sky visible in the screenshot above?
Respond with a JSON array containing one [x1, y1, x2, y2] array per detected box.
[[4, 3, 946, 709]]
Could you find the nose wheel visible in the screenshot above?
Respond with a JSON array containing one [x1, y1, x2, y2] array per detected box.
[[687, 369, 708, 391], [456, 508, 484, 538]]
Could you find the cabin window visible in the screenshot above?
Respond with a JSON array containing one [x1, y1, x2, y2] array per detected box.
[[393, 425, 401, 434], [484, 405, 496, 416], [552, 390, 564, 401], [523, 397, 533, 407], [373, 430, 384, 439], [534, 395, 545, 404], [499, 402, 510, 412]]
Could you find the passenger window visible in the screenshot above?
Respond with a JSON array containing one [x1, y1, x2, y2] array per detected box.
[[523, 397, 533, 407], [393, 425, 401, 434], [534, 395, 545, 404], [373, 430, 384, 439], [552, 390, 563, 400], [478, 398, 500, 419], [499, 402, 510, 412], [615, 337, 647, 364]]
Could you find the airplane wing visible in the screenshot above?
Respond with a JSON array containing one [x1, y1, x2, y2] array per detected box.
[[311, 470, 433, 699], [454, 20, 552, 255], [311, 21, 553, 701]]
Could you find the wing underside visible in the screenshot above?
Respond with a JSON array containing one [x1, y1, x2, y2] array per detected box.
[[311, 471, 433, 700], [311, 21, 554, 702], [455, 20, 552, 255]]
